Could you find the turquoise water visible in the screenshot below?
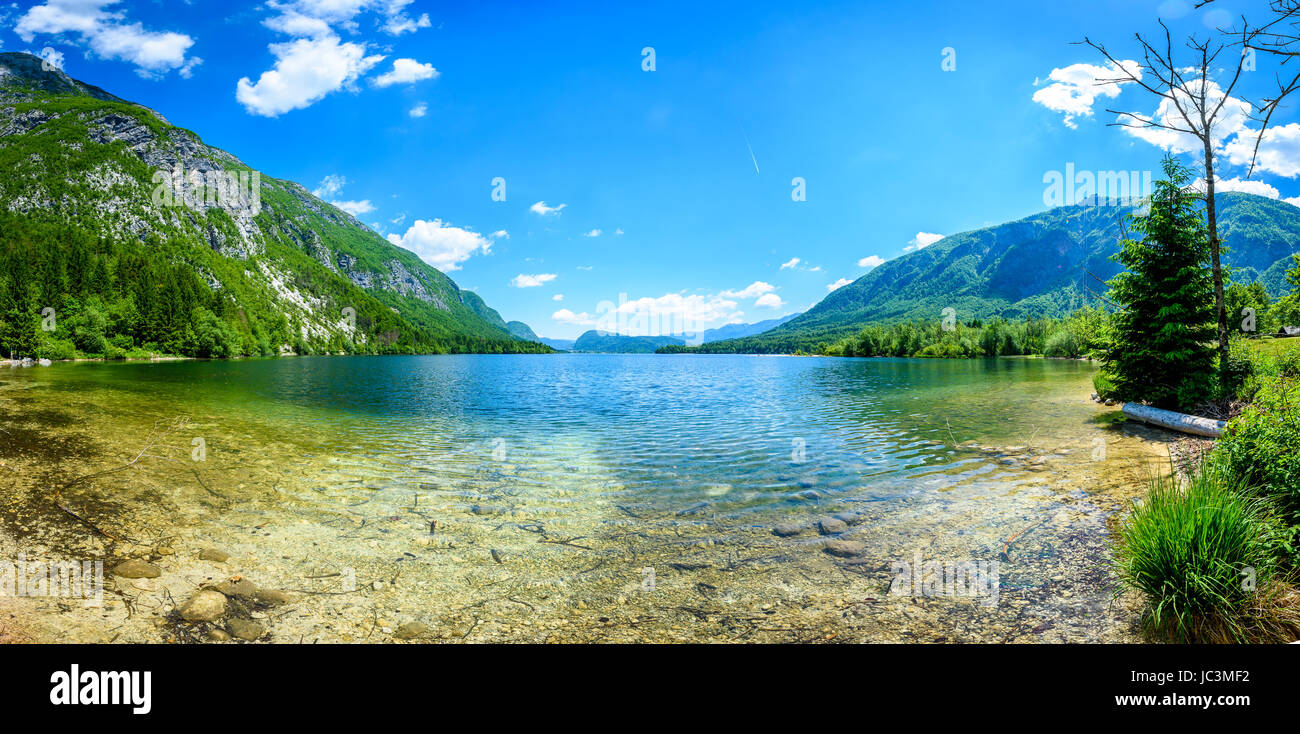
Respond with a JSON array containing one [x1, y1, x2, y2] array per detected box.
[[0, 355, 1168, 642]]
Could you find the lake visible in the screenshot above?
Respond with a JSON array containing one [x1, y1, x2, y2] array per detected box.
[[0, 354, 1173, 642]]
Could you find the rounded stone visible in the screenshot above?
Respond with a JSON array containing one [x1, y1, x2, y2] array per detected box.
[[823, 540, 866, 558], [180, 590, 227, 622], [111, 559, 161, 579], [818, 518, 849, 535]]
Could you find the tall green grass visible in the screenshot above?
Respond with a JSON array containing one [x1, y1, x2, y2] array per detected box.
[[1113, 464, 1295, 643]]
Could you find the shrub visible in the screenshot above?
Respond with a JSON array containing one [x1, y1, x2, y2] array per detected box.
[[1212, 377, 1300, 520], [1114, 464, 1294, 642], [1043, 329, 1081, 358], [1093, 370, 1118, 400]]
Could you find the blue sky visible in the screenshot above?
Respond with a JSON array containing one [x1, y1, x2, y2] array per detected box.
[[6, 0, 1300, 338]]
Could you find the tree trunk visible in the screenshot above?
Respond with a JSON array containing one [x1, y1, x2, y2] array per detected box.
[[1203, 144, 1228, 364]]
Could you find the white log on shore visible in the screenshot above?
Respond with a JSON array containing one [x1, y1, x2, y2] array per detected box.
[[1122, 403, 1225, 438]]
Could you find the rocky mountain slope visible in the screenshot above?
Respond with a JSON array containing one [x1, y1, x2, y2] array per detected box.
[[0, 52, 541, 357]]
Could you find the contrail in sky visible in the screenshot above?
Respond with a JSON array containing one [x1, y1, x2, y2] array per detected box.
[[741, 127, 760, 174]]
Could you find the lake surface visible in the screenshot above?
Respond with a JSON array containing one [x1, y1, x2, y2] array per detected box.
[[0, 354, 1173, 642]]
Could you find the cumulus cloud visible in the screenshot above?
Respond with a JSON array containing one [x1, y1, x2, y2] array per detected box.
[[721, 281, 775, 299], [1032, 60, 1142, 128], [530, 201, 566, 216], [858, 255, 884, 268], [237, 35, 384, 117], [583, 229, 602, 237], [1224, 122, 1300, 178], [239, 0, 437, 115], [16, 0, 200, 78], [312, 175, 375, 217], [332, 200, 374, 216], [511, 273, 557, 288], [1193, 176, 1300, 208], [386, 219, 493, 272], [552, 294, 564, 301], [827, 277, 853, 292], [780, 257, 801, 270], [409, 102, 427, 118], [754, 293, 784, 309], [905, 232, 944, 253], [372, 57, 438, 87], [552, 308, 594, 326]]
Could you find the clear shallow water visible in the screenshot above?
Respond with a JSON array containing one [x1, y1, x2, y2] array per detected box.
[[0, 355, 1172, 642]]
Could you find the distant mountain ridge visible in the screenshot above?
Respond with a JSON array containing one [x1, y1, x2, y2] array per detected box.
[[707, 192, 1300, 353]]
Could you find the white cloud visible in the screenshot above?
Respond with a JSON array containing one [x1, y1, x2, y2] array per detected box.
[[827, 277, 853, 292], [381, 1, 431, 36], [583, 229, 602, 237], [615, 228, 625, 236], [1118, 78, 1252, 155], [237, 35, 385, 117], [1032, 60, 1142, 129], [489, 230, 509, 239], [552, 294, 564, 301], [552, 309, 594, 326], [312, 174, 347, 198], [331, 199, 374, 216], [754, 293, 784, 309], [905, 232, 944, 253], [530, 201, 566, 216], [409, 102, 427, 118], [386, 219, 493, 272], [1224, 122, 1300, 178], [511, 273, 557, 288], [373, 57, 438, 87], [858, 255, 884, 268], [17, 0, 199, 77], [779, 257, 801, 270], [721, 281, 775, 299]]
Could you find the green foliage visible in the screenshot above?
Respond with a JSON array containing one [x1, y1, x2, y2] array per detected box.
[[1100, 157, 1217, 410], [1092, 371, 1118, 400], [1114, 464, 1283, 643], [1212, 375, 1300, 521]]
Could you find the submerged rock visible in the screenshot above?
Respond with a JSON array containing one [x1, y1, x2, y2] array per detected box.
[[227, 618, 265, 641], [111, 559, 161, 579], [214, 577, 257, 598], [818, 518, 849, 535], [181, 590, 227, 622], [198, 547, 229, 562], [393, 621, 429, 640], [823, 540, 866, 558], [772, 523, 803, 537], [255, 588, 291, 606]]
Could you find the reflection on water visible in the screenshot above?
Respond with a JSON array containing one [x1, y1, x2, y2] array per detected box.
[[0, 355, 1171, 642]]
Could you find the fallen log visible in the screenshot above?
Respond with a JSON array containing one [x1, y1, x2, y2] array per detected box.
[[1121, 403, 1224, 438]]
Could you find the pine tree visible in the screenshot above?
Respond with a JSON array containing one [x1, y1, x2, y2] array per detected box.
[[1101, 156, 1217, 410]]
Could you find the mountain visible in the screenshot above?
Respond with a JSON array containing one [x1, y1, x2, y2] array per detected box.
[[537, 337, 575, 351], [699, 313, 800, 343], [571, 331, 685, 353], [707, 192, 1300, 353], [506, 320, 539, 341], [0, 52, 544, 359]]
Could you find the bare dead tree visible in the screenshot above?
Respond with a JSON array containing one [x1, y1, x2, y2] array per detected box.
[[1197, 1, 1300, 177], [1084, 21, 1257, 364]]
